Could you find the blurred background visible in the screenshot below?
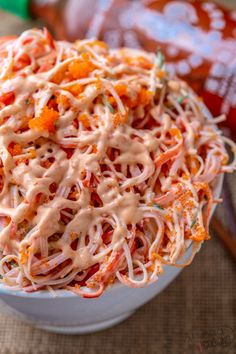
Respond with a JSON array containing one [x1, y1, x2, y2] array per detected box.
[[0, 0, 236, 36], [0, 1, 235, 354]]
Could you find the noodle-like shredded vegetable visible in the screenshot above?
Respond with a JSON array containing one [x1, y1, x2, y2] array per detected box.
[[0, 29, 235, 297]]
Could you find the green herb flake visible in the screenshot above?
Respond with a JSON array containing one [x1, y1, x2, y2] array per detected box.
[[8, 260, 17, 268], [106, 102, 115, 114], [155, 49, 165, 69], [177, 95, 189, 104], [190, 219, 197, 229], [154, 203, 164, 210], [25, 98, 30, 105], [103, 95, 115, 114], [177, 96, 184, 104]]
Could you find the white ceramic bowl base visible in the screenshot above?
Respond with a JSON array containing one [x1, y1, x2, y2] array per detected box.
[[0, 260, 185, 335], [0, 175, 223, 334]]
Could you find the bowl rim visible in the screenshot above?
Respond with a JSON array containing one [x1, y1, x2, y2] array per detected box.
[[0, 106, 224, 299]]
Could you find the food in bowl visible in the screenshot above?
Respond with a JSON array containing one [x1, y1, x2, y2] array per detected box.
[[0, 28, 235, 298]]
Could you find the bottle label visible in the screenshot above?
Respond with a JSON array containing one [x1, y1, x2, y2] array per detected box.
[[85, 0, 236, 133]]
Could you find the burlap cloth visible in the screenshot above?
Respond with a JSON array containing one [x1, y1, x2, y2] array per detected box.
[[0, 2, 236, 353]]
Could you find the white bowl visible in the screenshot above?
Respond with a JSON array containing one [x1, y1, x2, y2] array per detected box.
[[0, 94, 223, 334], [0, 173, 223, 334]]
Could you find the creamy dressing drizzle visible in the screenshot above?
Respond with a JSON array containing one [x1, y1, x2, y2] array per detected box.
[[0, 29, 234, 296]]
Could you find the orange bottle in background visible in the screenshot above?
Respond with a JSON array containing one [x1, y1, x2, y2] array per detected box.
[[82, 0, 236, 136]]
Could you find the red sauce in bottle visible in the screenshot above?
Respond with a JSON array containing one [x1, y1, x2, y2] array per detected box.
[[83, 0, 236, 136]]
